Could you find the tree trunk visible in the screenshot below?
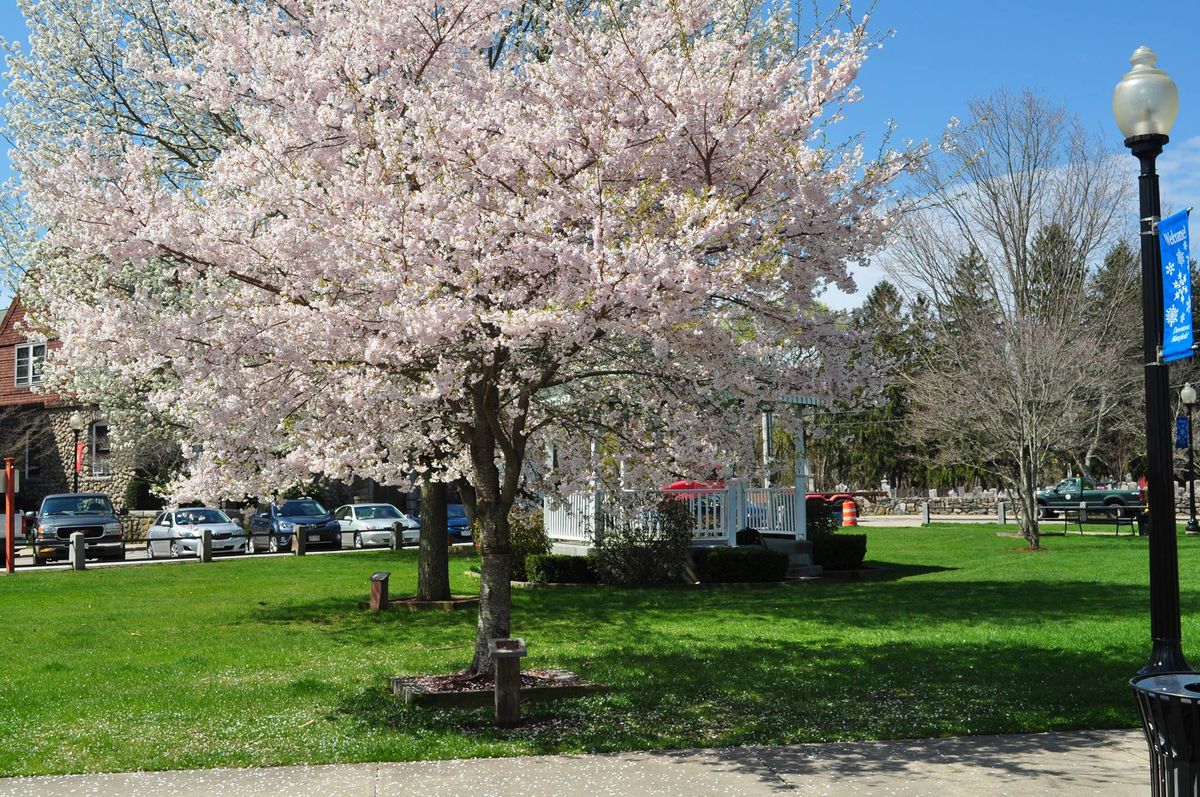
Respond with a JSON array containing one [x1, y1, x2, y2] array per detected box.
[[470, 495, 512, 676], [417, 476, 450, 602], [1017, 450, 1041, 550]]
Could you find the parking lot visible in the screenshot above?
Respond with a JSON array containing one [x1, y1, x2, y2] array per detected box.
[[3, 530, 459, 572]]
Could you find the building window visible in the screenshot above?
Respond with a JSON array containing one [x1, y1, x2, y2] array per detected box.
[[14, 343, 46, 387], [91, 422, 111, 478]]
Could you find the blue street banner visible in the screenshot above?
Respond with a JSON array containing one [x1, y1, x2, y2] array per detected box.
[[1160, 209, 1193, 362], [1178, 416, 1190, 449]]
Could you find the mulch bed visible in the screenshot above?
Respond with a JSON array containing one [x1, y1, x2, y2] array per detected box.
[[407, 668, 583, 693], [391, 668, 607, 707]]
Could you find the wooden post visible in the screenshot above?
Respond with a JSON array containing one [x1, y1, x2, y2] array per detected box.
[[370, 571, 390, 611], [200, 528, 213, 562], [489, 637, 527, 727], [391, 521, 402, 551], [921, 502, 931, 526], [294, 527, 306, 556], [997, 501, 1007, 525], [4, 457, 14, 575]]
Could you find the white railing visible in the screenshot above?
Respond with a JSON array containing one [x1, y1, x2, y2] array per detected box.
[[543, 483, 805, 547], [542, 492, 597, 543]]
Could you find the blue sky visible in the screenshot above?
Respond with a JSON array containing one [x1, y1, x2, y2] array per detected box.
[[0, 1, 1198, 307]]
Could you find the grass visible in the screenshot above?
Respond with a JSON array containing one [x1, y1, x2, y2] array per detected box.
[[1, 523, 1196, 776]]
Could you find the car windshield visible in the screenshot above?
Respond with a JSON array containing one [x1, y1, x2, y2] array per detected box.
[[447, 505, 467, 518], [279, 500, 326, 516], [175, 509, 231, 525], [357, 505, 401, 520], [42, 495, 115, 517]]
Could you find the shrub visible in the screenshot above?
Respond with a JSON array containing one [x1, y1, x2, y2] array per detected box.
[[526, 554, 595, 584], [805, 496, 836, 539], [812, 534, 867, 571], [692, 547, 789, 583], [124, 476, 164, 511], [508, 510, 550, 581], [591, 496, 694, 585]]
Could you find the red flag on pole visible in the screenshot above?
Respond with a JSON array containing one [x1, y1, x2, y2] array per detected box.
[[75, 441, 84, 473]]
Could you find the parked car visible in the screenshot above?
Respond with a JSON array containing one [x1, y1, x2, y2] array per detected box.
[[248, 498, 341, 553], [335, 503, 419, 548], [447, 503, 471, 539], [146, 508, 247, 558], [27, 492, 126, 564]]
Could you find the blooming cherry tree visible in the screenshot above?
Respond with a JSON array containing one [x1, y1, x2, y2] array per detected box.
[[14, 0, 916, 672]]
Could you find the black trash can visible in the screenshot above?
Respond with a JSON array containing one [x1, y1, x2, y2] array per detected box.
[[1132, 672, 1200, 795]]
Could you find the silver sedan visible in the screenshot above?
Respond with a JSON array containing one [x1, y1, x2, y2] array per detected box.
[[146, 508, 247, 558], [335, 503, 420, 548]]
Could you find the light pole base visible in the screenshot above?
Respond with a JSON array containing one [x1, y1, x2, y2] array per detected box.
[[1187, 521, 1200, 535]]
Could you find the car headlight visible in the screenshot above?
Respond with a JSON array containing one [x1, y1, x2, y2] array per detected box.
[[177, 527, 198, 538], [104, 522, 121, 534], [278, 522, 294, 532]]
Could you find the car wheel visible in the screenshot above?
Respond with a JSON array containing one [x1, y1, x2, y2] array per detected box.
[[146, 541, 155, 560], [268, 536, 280, 554], [170, 541, 180, 559], [353, 532, 363, 549]]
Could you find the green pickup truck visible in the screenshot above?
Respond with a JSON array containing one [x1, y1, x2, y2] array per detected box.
[[1035, 477, 1144, 518]]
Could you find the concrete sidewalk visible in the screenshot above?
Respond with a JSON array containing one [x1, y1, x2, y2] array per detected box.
[[0, 729, 1150, 796]]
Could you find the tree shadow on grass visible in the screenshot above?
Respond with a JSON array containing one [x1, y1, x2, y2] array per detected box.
[[332, 635, 1145, 763]]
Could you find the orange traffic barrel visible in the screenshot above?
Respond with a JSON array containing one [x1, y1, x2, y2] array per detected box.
[[842, 499, 858, 527]]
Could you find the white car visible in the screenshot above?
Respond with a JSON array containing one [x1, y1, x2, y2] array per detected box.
[[335, 503, 420, 548], [146, 508, 247, 558]]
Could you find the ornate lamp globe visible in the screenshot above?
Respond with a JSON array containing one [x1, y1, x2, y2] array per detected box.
[[1113, 46, 1178, 139]]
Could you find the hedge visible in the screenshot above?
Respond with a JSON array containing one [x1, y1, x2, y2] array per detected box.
[[525, 554, 596, 584], [691, 546, 789, 583], [812, 534, 867, 571]]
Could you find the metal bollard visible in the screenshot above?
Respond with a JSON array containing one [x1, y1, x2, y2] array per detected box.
[[370, 571, 390, 611], [998, 501, 1007, 525], [69, 531, 86, 570], [489, 638, 528, 727], [200, 528, 213, 562], [921, 502, 931, 526], [294, 528, 306, 556]]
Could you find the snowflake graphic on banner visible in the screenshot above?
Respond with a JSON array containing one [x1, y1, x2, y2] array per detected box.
[[1174, 272, 1189, 305], [1179, 249, 1188, 268], [1167, 305, 1181, 326]]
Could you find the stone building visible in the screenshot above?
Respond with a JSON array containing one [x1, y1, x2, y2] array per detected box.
[[0, 299, 135, 511]]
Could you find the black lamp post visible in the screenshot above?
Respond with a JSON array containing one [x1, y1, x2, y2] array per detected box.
[[1114, 44, 1188, 677], [1184, 383, 1199, 534], [68, 411, 86, 494], [1117, 46, 1200, 797]]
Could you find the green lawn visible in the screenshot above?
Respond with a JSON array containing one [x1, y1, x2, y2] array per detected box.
[[1, 524, 1195, 776]]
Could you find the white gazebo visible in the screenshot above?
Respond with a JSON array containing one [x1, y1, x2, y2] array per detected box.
[[543, 395, 822, 553]]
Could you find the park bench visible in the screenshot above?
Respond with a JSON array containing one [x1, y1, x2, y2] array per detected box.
[[1058, 502, 1145, 535]]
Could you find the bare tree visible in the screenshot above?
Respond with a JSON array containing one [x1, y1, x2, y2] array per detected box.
[[890, 90, 1130, 548]]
